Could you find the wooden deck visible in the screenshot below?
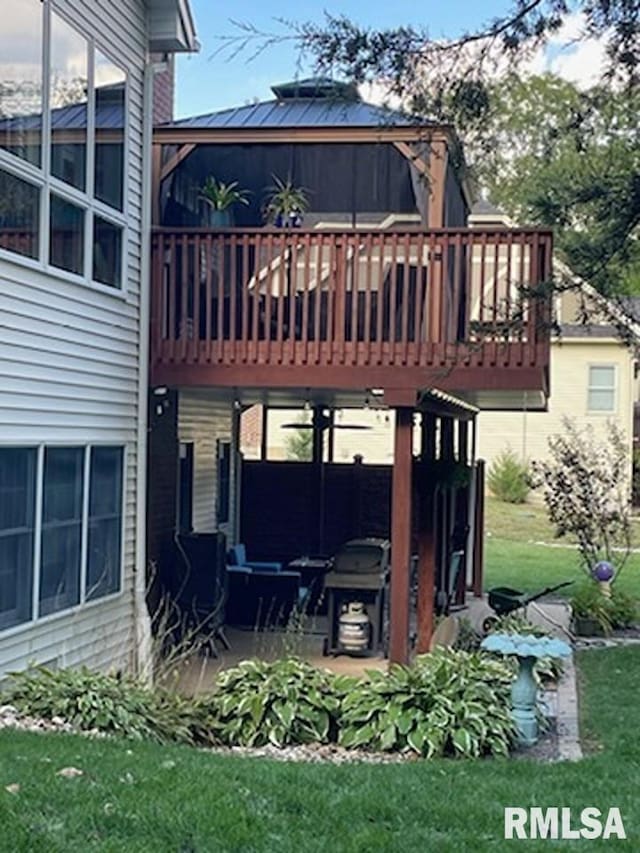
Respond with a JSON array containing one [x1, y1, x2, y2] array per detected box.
[[150, 226, 552, 394]]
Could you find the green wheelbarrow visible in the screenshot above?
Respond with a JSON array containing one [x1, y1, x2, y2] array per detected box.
[[483, 580, 573, 632]]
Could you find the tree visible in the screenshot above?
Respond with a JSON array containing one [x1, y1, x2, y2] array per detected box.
[[284, 417, 313, 461], [470, 74, 640, 295], [222, 2, 639, 297]]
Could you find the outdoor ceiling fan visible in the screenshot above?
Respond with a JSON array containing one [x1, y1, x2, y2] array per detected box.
[[280, 409, 371, 431]]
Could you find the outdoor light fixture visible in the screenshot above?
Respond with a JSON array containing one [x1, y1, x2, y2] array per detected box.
[[153, 386, 168, 396]]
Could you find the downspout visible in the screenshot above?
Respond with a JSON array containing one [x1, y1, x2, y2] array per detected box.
[[133, 54, 155, 683]]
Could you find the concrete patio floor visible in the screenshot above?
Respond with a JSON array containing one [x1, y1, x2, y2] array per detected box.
[[172, 595, 573, 695]]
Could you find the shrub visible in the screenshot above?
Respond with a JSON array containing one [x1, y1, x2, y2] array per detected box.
[[530, 420, 631, 577], [608, 587, 639, 628], [198, 658, 341, 748], [571, 582, 639, 633], [5, 666, 196, 744], [488, 448, 530, 503], [338, 649, 516, 758]]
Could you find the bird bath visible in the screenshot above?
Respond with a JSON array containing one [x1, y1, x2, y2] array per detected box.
[[481, 633, 572, 746]]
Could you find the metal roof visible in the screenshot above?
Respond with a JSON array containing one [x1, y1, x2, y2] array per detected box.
[[163, 99, 420, 130], [163, 80, 430, 130]]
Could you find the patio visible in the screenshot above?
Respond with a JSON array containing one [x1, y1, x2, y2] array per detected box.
[[171, 595, 573, 695]]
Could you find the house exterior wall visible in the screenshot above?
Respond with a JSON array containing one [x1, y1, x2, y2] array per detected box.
[[476, 338, 636, 476], [177, 391, 234, 540], [0, 0, 150, 679]]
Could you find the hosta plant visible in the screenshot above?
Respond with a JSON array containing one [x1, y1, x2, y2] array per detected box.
[[338, 648, 516, 758], [198, 658, 341, 748], [5, 666, 195, 744]]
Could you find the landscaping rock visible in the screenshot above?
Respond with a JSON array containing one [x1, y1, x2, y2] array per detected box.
[[207, 743, 418, 765], [0, 705, 73, 734]]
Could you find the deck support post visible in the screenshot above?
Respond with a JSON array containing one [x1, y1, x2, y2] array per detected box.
[[415, 412, 437, 654], [389, 407, 414, 665]]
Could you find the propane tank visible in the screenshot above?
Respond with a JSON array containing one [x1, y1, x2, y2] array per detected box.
[[338, 602, 371, 652]]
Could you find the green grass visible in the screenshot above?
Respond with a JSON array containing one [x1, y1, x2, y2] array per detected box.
[[1, 646, 639, 851], [484, 497, 640, 599]]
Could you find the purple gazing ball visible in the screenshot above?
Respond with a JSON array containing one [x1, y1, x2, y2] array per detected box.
[[592, 561, 615, 582]]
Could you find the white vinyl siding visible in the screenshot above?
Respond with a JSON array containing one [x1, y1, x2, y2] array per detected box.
[[0, 0, 148, 680], [178, 391, 234, 540]]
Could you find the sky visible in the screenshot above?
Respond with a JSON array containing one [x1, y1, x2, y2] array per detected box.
[[175, 0, 514, 117], [175, 1, 605, 118]]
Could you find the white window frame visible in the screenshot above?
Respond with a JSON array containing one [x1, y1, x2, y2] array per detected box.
[[587, 363, 617, 414], [0, 0, 129, 296], [0, 442, 126, 638]]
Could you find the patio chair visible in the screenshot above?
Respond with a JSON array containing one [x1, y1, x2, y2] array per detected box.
[[226, 543, 282, 573]]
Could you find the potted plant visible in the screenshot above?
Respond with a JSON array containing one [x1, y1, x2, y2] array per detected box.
[[570, 582, 612, 637], [262, 175, 309, 227], [199, 176, 250, 226]]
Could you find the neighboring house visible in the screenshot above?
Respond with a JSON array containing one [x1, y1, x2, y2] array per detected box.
[[147, 79, 554, 663], [471, 204, 637, 480], [0, 0, 197, 681]]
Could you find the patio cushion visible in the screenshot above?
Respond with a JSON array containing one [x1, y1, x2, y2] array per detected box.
[[227, 543, 282, 573]]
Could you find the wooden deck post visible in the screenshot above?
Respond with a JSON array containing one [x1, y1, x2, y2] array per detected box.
[[416, 412, 436, 653], [472, 460, 485, 597], [416, 488, 436, 653], [389, 407, 413, 664]]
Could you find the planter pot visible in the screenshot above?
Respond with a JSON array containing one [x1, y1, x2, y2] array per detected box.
[[201, 208, 233, 227], [571, 615, 605, 637]]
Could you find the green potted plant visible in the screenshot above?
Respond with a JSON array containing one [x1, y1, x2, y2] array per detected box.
[[570, 582, 612, 637], [262, 174, 309, 227], [199, 176, 250, 226]]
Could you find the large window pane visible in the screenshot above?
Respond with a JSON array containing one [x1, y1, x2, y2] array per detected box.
[[94, 52, 125, 211], [40, 447, 84, 616], [0, 0, 43, 167], [86, 447, 123, 601], [50, 193, 84, 275], [50, 12, 88, 191], [0, 169, 39, 259], [93, 216, 122, 288], [0, 448, 36, 631]]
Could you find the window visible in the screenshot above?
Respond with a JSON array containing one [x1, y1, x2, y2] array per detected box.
[[40, 447, 84, 616], [0, 1, 127, 287], [50, 193, 85, 275], [588, 365, 616, 412], [0, 0, 43, 167], [0, 444, 125, 633], [0, 168, 40, 259], [86, 447, 123, 600], [0, 449, 36, 630]]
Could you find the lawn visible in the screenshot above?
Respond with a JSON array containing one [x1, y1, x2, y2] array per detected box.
[[1, 646, 639, 851], [484, 497, 640, 599]]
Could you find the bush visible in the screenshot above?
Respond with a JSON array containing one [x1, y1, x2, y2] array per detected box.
[[488, 448, 530, 503], [571, 582, 639, 633], [530, 420, 631, 576], [338, 649, 516, 758], [5, 666, 196, 744], [608, 587, 639, 628], [197, 658, 342, 748]]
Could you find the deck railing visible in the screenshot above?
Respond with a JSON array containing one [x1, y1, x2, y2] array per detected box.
[[150, 227, 552, 374]]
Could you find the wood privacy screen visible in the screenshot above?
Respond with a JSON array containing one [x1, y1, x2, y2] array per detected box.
[[151, 227, 553, 373]]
